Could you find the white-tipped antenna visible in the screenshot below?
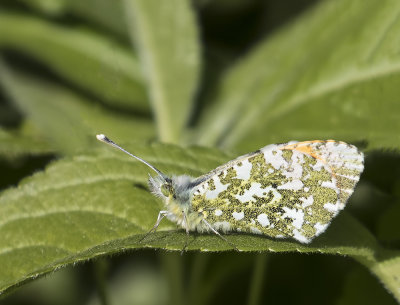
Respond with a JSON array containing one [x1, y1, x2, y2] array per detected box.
[[96, 134, 168, 180]]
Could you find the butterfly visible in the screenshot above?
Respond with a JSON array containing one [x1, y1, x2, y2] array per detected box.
[[97, 135, 364, 244]]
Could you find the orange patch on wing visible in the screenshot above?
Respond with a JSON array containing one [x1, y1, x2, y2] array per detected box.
[[281, 140, 338, 179], [282, 141, 326, 162]]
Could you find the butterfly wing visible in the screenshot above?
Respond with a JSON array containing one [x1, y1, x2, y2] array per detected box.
[[191, 140, 364, 243]]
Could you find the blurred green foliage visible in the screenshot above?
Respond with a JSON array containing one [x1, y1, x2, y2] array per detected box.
[[0, 0, 399, 304]]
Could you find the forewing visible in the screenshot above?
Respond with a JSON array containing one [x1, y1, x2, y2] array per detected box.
[[191, 140, 364, 243]]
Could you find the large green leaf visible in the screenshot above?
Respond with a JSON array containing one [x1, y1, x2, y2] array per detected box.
[[123, 0, 201, 142], [0, 61, 155, 154], [195, 0, 400, 151], [0, 13, 148, 112], [0, 143, 399, 300]]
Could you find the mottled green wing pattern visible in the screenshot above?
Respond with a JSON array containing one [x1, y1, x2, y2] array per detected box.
[[191, 141, 364, 243]]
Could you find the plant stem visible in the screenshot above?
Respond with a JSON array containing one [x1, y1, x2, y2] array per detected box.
[[187, 253, 209, 305], [246, 253, 268, 305], [93, 258, 110, 305], [161, 252, 185, 305]]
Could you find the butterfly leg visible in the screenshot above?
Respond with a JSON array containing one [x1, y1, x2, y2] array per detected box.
[[139, 210, 169, 242], [201, 219, 238, 251]]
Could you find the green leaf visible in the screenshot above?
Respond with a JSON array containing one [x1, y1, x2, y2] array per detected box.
[[195, 0, 400, 150], [0, 143, 399, 300], [358, 253, 400, 304], [12, 0, 129, 38], [2, 267, 85, 305], [10, 0, 67, 15], [65, 0, 128, 38], [0, 61, 155, 154], [0, 12, 148, 112], [123, 0, 201, 142], [17, 0, 128, 36], [0, 125, 53, 159]]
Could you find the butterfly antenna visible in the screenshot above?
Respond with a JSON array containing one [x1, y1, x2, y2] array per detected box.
[[96, 134, 168, 180]]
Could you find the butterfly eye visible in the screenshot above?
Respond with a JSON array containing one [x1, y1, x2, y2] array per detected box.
[[161, 184, 173, 197]]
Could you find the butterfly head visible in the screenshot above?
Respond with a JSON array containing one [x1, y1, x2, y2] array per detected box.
[[148, 175, 175, 201]]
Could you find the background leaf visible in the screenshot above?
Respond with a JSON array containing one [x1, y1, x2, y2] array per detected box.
[[0, 61, 155, 154], [195, 0, 400, 151], [123, 0, 201, 142], [0, 124, 53, 159], [0, 13, 148, 112], [15, 0, 129, 38], [337, 263, 398, 305]]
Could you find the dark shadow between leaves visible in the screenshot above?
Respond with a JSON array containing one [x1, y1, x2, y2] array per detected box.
[[132, 183, 148, 192]]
